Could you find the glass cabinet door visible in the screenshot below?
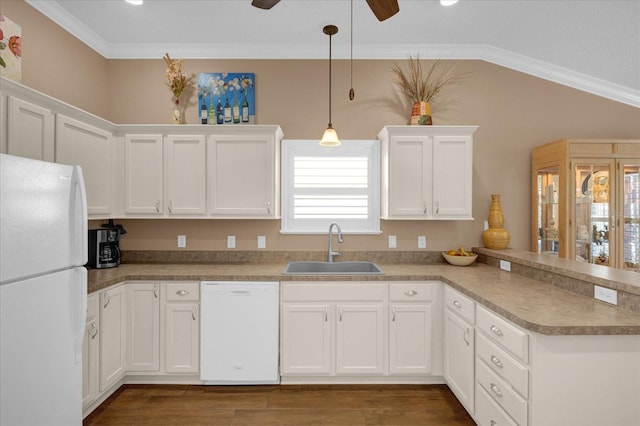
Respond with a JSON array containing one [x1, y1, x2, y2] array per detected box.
[[535, 167, 560, 253], [621, 161, 640, 271], [573, 162, 614, 265]]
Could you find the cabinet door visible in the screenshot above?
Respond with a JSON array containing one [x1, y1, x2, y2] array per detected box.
[[164, 135, 206, 215], [7, 97, 54, 161], [56, 115, 112, 216], [433, 135, 473, 218], [444, 309, 475, 414], [389, 304, 433, 374], [127, 283, 160, 372], [164, 303, 199, 373], [207, 135, 278, 217], [387, 136, 432, 217], [618, 160, 640, 271], [124, 134, 163, 214], [281, 304, 331, 375], [99, 285, 126, 392], [82, 293, 99, 409], [336, 304, 385, 375]]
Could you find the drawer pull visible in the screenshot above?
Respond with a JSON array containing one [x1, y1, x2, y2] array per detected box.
[[490, 421, 497, 426], [490, 383, 503, 398], [404, 290, 418, 297], [176, 290, 189, 296], [463, 328, 470, 346], [490, 325, 504, 337], [453, 300, 462, 309], [490, 355, 504, 368]]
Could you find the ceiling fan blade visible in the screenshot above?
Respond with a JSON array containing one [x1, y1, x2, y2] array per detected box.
[[366, 0, 399, 21], [251, 0, 281, 10]]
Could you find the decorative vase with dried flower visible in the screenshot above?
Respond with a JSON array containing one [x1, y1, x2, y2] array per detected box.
[[163, 53, 187, 124], [391, 55, 465, 125], [482, 194, 511, 249]]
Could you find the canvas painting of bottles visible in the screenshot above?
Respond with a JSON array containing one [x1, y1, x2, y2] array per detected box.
[[197, 73, 255, 125]]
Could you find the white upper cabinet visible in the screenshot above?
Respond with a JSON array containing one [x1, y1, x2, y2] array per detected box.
[[207, 126, 282, 218], [164, 134, 207, 216], [6, 97, 55, 161], [379, 126, 477, 220], [124, 134, 164, 215], [56, 114, 113, 217]]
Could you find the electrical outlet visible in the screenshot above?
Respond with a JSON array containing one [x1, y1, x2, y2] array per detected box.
[[500, 260, 511, 272], [594, 285, 618, 305], [388, 235, 397, 249], [257, 235, 266, 249], [227, 235, 236, 249], [177, 235, 186, 248], [418, 236, 426, 249]]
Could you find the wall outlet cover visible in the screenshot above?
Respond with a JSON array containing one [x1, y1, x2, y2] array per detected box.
[[499, 260, 511, 272], [257, 235, 266, 249], [388, 235, 397, 249], [177, 235, 186, 248], [594, 285, 617, 305], [418, 236, 426, 249], [227, 235, 236, 249]]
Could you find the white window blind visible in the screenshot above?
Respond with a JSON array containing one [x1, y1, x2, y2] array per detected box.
[[281, 140, 380, 234]]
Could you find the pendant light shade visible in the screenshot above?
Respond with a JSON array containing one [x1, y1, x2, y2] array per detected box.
[[320, 25, 341, 147]]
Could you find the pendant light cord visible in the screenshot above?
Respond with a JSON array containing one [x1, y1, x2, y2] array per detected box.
[[329, 30, 332, 127], [349, 0, 355, 100]]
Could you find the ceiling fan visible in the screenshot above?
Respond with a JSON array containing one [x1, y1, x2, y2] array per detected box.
[[251, 0, 399, 21]]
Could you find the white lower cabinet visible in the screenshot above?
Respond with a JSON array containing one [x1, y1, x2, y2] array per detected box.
[[280, 281, 441, 382], [82, 293, 99, 409], [126, 283, 160, 372], [443, 287, 475, 415], [164, 282, 200, 373], [98, 284, 127, 392]]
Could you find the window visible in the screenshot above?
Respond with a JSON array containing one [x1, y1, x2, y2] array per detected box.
[[281, 140, 380, 234]]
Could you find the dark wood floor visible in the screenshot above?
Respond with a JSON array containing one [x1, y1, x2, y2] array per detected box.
[[84, 384, 476, 425]]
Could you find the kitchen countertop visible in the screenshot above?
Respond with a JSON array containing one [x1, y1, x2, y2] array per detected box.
[[88, 261, 640, 336]]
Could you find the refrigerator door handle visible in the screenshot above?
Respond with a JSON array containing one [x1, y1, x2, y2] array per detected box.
[[71, 166, 88, 266], [73, 268, 88, 364]]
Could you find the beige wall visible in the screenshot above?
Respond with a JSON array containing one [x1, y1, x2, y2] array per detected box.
[[10, 1, 640, 253]]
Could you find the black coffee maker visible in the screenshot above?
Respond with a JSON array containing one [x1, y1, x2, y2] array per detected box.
[[87, 220, 126, 269]]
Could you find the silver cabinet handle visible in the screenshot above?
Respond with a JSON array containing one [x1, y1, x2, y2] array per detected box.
[[192, 305, 197, 321], [491, 355, 504, 369], [490, 383, 503, 398], [339, 307, 343, 322], [404, 290, 417, 297], [103, 292, 110, 309], [267, 201, 271, 215], [490, 421, 497, 426], [463, 328, 470, 346], [490, 325, 504, 337], [324, 307, 328, 322], [176, 289, 189, 296], [435, 201, 439, 214], [168, 200, 173, 213], [90, 322, 98, 340], [423, 203, 427, 214], [453, 300, 462, 309], [155, 200, 160, 213], [391, 308, 396, 322], [153, 284, 159, 298]]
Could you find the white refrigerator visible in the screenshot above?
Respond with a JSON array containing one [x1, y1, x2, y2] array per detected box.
[[0, 153, 88, 426]]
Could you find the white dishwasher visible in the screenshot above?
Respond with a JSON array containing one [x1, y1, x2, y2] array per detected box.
[[200, 281, 280, 385]]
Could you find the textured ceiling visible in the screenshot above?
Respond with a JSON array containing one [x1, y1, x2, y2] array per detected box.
[[26, 0, 640, 107]]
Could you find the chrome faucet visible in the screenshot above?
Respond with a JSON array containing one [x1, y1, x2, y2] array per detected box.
[[327, 223, 344, 263]]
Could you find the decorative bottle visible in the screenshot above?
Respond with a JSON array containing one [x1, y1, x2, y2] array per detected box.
[[232, 94, 240, 124], [208, 97, 215, 125], [224, 97, 232, 123], [200, 97, 208, 124], [216, 99, 224, 124], [242, 96, 249, 123], [482, 194, 511, 249]]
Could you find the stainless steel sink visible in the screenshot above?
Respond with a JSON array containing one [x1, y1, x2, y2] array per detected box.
[[283, 261, 384, 275]]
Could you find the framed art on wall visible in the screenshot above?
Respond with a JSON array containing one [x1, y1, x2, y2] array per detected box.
[[0, 15, 22, 82], [198, 73, 255, 125]]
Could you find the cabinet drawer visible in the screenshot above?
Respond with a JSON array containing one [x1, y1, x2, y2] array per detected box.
[[282, 282, 385, 302], [476, 360, 528, 426], [444, 286, 475, 324], [389, 282, 436, 302], [477, 305, 528, 363], [165, 282, 200, 302], [477, 333, 528, 399], [475, 384, 518, 426]]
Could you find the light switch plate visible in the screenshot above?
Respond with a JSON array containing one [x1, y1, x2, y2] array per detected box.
[[500, 260, 511, 272], [418, 236, 426, 249], [227, 235, 236, 249], [257, 235, 266, 249], [177, 235, 186, 248], [388, 235, 397, 249]]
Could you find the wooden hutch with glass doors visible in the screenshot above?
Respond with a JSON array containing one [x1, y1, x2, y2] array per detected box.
[[532, 139, 640, 271]]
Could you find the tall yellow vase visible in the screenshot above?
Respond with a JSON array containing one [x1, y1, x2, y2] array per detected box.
[[482, 194, 510, 249]]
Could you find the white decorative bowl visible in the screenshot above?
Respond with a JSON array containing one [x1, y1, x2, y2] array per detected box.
[[442, 252, 478, 266]]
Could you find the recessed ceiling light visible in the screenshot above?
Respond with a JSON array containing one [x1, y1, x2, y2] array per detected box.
[[126, 0, 143, 5], [440, 0, 458, 5]]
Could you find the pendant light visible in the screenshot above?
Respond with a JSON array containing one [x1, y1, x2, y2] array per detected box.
[[320, 25, 341, 147]]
